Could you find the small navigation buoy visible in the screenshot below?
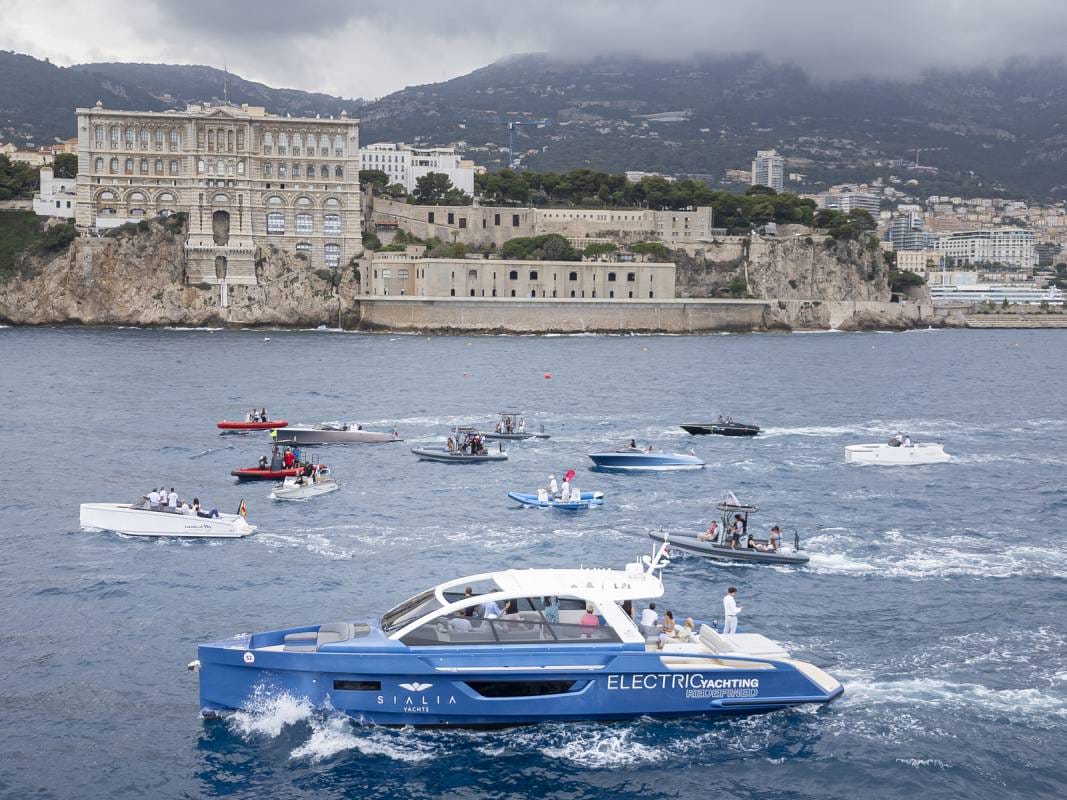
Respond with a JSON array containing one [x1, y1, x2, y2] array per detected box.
[[544, 372, 552, 379], [463, 372, 469, 377], [264, 337, 271, 342], [641, 346, 647, 351]]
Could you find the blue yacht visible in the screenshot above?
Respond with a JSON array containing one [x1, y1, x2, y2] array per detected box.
[[190, 545, 842, 726], [588, 444, 705, 471]]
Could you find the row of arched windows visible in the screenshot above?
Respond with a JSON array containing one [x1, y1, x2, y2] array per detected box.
[[265, 211, 342, 236], [262, 130, 345, 156], [95, 125, 181, 150], [262, 163, 344, 180], [202, 128, 245, 153], [95, 156, 181, 176], [196, 159, 246, 177]]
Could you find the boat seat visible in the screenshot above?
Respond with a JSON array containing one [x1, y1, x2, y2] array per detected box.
[[283, 622, 361, 652], [698, 624, 731, 653]]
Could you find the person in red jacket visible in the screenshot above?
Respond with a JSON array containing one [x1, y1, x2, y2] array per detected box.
[[283, 448, 295, 468]]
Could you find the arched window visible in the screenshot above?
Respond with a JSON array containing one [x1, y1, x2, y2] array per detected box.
[[124, 158, 133, 173], [207, 130, 215, 151], [109, 158, 119, 173], [212, 193, 229, 204], [266, 211, 285, 234], [226, 130, 234, 151], [323, 197, 341, 209], [139, 127, 149, 147], [95, 126, 104, 145], [155, 128, 164, 148], [237, 161, 245, 176], [267, 195, 285, 207], [197, 159, 205, 174], [334, 165, 343, 179], [292, 133, 302, 153], [94, 157, 104, 172], [608, 272, 617, 282], [320, 164, 329, 178], [296, 212, 312, 234], [278, 132, 288, 153], [139, 158, 149, 173], [154, 158, 163, 174], [626, 272, 636, 282], [236, 129, 245, 149], [157, 192, 175, 205], [569, 271, 578, 281], [128, 191, 146, 217], [323, 213, 341, 235], [292, 163, 301, 178], [324, 243, 341, 267], [296, 241, 311, 254], [110, 126, 119, 147], [124, 127, 134, 147], [169, 159, 179, 175], [278, 164, 287, 178], [263, 131, 273, 153], [306, 133, 316, 152], [333, 134, 343, 155], [263, 163, 272, 178], [169, 128, 179, 149], [98, 190, 116, 201], [207, 161, 216, 176], [509, 270, 518, 280], [468, 269, 478, 280]]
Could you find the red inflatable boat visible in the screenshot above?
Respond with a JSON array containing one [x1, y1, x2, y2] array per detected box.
[[217, 420, 289, 431], [230, 463, 323, 482]]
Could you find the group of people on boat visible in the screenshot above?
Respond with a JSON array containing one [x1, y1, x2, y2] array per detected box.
[[495, 415, 525, 435], [635, 601, 698, 648], [244, 408, 270, 423], [257, 445, 307, 472], [626, 439, 655, 453], [888, 432, 914, 448], [539, 470, 578, 502], [446, 432, 488, 456], [291, 464, 330, 486], [141, 487, 219, 518], [699, 516, 783, 552]]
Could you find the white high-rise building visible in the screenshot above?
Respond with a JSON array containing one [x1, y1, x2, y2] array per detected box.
[[750, 149, 784, 191], [359, 142, 476, 196], [818, 191, 881, 215], [937, 229, 1036, 271]]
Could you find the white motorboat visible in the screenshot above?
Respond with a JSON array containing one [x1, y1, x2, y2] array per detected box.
[[270, 470, 340, 501], [845, 442, 950, 465], [80, 500, 255, 538]]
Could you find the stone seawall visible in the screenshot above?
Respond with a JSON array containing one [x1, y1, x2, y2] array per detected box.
[[354, 297, 938, 334]]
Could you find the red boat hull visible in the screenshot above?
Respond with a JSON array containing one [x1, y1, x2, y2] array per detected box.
[[217, 420, 289, 431], [230, 465, 321, 482]]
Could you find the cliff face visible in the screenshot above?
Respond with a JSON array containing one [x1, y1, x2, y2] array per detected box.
[[0, 220, 361, 327]]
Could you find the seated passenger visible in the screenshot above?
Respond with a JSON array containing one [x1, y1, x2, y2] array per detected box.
[[449, 615, 473, 633], [258, 455, 269, 470], [580, 604, 600, 627], [639, 602, 658, 629], [622, 599, 634, 619], [628, 439, 637, 450], [888, 432, 904, 447], [657, 610, 677, 648], [542, 596, 560, 623], [192, 498, 220, 519], [699, 520, 719, 542], [537, 487, 549, 503], [683, 617, 697, 640], [746, 536, 763, 551], [480, 598, 503, 619]]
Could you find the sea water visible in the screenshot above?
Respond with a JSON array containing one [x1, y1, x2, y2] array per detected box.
[[0, 327, 1064, 799]]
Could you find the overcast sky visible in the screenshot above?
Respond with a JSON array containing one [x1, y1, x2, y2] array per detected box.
[[3, 0, 1066, 99]]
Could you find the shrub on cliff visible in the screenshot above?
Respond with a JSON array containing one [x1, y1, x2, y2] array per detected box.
[[501, 234, 579, 261], [0, 209, 79, 280], [629, 241, 671, 261], [362, 231, 382, 251], [889, 270, 926, 293]]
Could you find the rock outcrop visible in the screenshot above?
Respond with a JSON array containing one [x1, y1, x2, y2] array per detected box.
[[0, 219, 361, 327]]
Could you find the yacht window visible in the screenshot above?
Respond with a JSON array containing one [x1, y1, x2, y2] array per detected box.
[[381, 589, 441, 633], [333, 679, 381, 691], [465, 680, 577, 697], [400, 615, 621, 646]]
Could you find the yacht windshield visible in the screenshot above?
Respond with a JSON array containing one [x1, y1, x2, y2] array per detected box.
[[381, 590, 442, 633]]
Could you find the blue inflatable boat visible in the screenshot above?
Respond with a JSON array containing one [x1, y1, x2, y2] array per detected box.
[[508, 490, 604, 509]]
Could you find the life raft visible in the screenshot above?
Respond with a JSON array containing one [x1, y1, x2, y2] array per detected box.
[[230, 464, 322, 482], [217, 420, 289, 431]]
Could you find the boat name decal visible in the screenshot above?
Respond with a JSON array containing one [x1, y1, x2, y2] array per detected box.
[[607, 673, 759, 698]]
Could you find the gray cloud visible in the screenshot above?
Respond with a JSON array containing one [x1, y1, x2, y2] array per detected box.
[[4, 0, 1067, 98]]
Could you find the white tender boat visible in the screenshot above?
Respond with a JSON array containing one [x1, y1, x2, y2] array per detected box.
[[845, 442, 950, 465], [80, 501, 255, 538], [270, 470, 340, 501]]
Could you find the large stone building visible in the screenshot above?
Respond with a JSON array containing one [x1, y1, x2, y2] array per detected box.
[[75, 101, 363, 285], [937, 228, 1036, 271], [366, 247, 676, 300], [369, 198, 717, 249]]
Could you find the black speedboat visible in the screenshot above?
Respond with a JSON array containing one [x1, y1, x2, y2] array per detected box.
[[680, 416, 760, 437]]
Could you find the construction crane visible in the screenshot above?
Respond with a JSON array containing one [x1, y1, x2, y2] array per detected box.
[[506, 118, 551, 169], [914, 146, 948, 169]]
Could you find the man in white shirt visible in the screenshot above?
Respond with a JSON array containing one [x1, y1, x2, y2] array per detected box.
[[723, 587, 742, 635], [548, 475, 559, 497], [147, 489, 160, 510], [639, 602, 658, 629], [167, 488, 178, 510], [480, 598, 502, 619]]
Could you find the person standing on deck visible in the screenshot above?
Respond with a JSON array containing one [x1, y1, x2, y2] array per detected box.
[[723, 587, 742, 635]]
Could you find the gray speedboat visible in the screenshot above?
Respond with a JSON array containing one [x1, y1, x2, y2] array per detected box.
[[273, 423, 401, 445], [483, 410, 550, 441], [648, 493, 809, 565], [412, 426, 508, 463]]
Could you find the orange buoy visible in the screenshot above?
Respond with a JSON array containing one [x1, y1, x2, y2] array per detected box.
[[544, 373, 552, 379]]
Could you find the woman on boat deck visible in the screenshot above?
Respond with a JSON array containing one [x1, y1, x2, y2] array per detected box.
[[580, 604, 600, 627], [700, 520, 719, 542], [542, 596, 560, 623], [768, 526, 782, 552], [657, 611, 677, 648]]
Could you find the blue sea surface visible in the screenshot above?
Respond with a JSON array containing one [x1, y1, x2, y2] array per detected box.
[[0, 326, 1064, 799]]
